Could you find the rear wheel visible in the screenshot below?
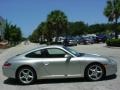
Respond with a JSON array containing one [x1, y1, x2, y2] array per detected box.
[[17, 67, 36, 85], [85, 64, 105, 81]]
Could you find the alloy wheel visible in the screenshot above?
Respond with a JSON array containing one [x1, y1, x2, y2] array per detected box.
[[18, 67, 36, 84], [86, 64, 104, 81]]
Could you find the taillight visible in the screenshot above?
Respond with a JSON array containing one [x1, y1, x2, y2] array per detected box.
[[3, 63, 11, 67]]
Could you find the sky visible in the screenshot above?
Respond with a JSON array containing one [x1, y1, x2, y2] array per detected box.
[[0, 0, 108, 37]]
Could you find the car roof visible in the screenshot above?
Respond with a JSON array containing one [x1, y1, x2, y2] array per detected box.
[[32, 45, 64, 51], [41, 45, 65, 49], [20, 45, 65, 55], [21, 45, 77, 57]]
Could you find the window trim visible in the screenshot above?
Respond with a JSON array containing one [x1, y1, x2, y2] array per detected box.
[[25, 47, 72, 58]]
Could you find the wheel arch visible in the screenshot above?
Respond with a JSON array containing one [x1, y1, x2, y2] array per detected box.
[[15, 65, 37, 79], [84, 62, 106, 77]]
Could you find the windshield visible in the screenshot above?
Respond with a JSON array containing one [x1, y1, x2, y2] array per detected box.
[[63, 46, 81, 57]]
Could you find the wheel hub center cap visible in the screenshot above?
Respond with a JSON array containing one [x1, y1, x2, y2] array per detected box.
[[92, 70, 97, 75], [24, 74, 28, 78]]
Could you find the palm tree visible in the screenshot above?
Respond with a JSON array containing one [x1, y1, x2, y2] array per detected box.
[[47, 10, 68, 43], [37, 22, 48, 43], [40, 22, 50, 42], [4, 21, 22, 45], [104, 0, 120, 39]]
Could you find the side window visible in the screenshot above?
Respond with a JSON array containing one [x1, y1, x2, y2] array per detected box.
[[25, 50, 42, 58], [25, 48, 68, 58], [47, 48, 66, 58]]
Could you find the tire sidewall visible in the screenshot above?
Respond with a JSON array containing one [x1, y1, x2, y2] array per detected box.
[[17, 67, 36, 85], [85, 64, 105, 81]]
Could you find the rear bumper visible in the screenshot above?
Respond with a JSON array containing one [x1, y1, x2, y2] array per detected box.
[[2, 66, 16, 78]]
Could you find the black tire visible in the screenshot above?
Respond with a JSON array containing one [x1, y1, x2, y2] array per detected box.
[[17, 66, 36, 85], [85, 63, 105, 81]]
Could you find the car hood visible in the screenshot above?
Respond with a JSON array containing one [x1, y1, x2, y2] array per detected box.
[[84, 53, 112, 60], [77, 53, 110, 63], [81, 53, 101, 57]]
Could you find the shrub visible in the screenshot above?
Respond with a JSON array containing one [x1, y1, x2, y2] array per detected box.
[[106, 39, 120, 47]]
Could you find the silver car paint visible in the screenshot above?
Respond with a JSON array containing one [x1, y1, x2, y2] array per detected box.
[[2, 45, 117, 79]]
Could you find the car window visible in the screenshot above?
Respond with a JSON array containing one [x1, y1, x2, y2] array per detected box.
[[25, 50, 42, 58], [46, 48, 66, 58], [63, 46, 81, 57], [25, 48, 67, 58], [25, 49, 49, 58]]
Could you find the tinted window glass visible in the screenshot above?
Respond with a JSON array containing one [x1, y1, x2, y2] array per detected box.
[[25, 49, 48, 58], [25, 50, 41, 58], [26, 48, 67, 58], [46, 48, 66, 58]]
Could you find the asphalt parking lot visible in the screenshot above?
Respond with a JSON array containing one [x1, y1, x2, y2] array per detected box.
[[0, 43, 120, 90]]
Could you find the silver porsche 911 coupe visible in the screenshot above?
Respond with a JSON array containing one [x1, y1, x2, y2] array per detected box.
[[2, 45, 117, 85]]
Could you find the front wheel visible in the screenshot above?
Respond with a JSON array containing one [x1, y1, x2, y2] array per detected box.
[[17, 67, 36, 85], [85, 64, 105, 81]]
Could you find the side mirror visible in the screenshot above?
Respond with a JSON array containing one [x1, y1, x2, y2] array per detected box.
[[65, 54, 72, 58], [65, 54, 72, 63]]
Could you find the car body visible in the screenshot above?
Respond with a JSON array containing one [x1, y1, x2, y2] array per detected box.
[[63, 38, 77, 46], [96, 34, 107, 43], [2, 45, 117, 84], [77, 36, 94, 44], [68, 39, 77, 46]]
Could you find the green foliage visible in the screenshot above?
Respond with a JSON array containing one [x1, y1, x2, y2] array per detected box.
[[117, 24, 120, 32], [47, 10, 68, 42], [106, 39, 120, 47], [28, 30, 39, 43], [4, 21, 22, 45], [21, 37, 27, 41], [104, 0, 120, 22], [104, 0, 120, 38], [29, 10, 69, 43], [104, 0, 113, 22], [69, 21, 87, 36], [29, 22, 48, 43], [29, 9, 120, 43], [88, 24, 107, 34]]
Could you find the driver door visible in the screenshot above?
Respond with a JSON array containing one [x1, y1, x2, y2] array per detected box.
[[41, 48, 68, 78]]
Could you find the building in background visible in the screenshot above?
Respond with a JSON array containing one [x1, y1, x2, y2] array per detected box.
[[0, 16, 6, 41]]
